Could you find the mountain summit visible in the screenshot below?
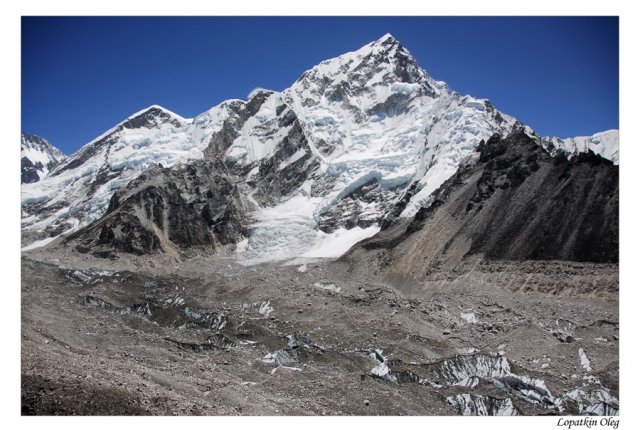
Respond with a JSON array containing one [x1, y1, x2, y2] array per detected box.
[[21, 133, 65, 184]]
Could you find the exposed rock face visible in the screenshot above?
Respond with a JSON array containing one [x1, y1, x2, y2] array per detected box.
[[203, 90, 274, 158], [348, 131, 618, 275], [21, 157, 44, 184], [64, 160, 247, 257], [21, 133, 65, 183], [467, 133, 618, 262], [212, 93, 321, 208]]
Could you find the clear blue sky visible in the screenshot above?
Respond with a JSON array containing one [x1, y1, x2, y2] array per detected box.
[[22, 16, 619, 155]]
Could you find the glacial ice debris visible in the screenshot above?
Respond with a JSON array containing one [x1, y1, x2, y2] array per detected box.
[[81, 296, 152, 319], [70, 270, 92, 283], [369, 353, 562, 413], [313, 282, 341, 293], [460, 311, 479, 324], [579, 348, 593, 372], [256, 300, 274, 316], [241, 300, 274, 316], [262, 349, 301, 370], [446, 394, 520, 416], [286, 334, 322, 350], [366, 350, 618, 416], [180, 307, 227, 330], [165, 333, 234, 353], [564, 384, 619, 416]]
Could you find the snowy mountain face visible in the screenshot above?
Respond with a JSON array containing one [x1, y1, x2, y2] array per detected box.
[[208, 34, 533, 262], [542, 130, 619, 165], [21, 104, 239, 245], [22, 34, 620, 262], [21, 133, 65, 184]]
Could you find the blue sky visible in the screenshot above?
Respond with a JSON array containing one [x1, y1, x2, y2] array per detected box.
[[22, 16, 618, 155]]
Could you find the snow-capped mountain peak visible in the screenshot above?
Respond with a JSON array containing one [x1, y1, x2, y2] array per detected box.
[[542, 129, 619, 165], [21, 133, 66, 184], [21, 102, 230, 245], [214, 37, 528, 263], [291, 32, 443, 108], [375, 32, 397, 43], [49, 104, 190, 178], [123, 104, 189, 128]]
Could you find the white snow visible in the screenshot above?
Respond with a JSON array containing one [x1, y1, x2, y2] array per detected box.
[[278, 148, 307, 171], [21, 133, 66, 180], [460, 311, 479, 324], [579, 348, 593, 372], [21, 103, 237, 238], [302, 226, 380, 259], [313, 282, 341, 293], [544, 130, 619, 165], [235, 238, 249, 254], [21, 236, 56, 251]]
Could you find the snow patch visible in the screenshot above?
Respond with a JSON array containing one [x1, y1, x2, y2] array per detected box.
[[460, 311, 479, 324], [313, 282, 341, 293], [278, 148, 307, 171], [302, 226, 380, 259], [578, 348, 592, 372], [21, 236, 56, 251]]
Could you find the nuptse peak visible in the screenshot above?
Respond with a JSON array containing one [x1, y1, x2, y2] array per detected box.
[[21, 34, 618, 262]]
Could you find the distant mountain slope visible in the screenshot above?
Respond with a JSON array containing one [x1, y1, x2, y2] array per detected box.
[[346, 131, 618, 278], [543, 130, 619, 165], [21, 133, 65, 183], [21, 104, 237, 241]]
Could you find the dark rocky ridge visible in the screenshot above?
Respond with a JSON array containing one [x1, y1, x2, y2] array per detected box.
[[64, 160, 247, 258], [346, 131, 618, 277], [21, 157, 46, 184]]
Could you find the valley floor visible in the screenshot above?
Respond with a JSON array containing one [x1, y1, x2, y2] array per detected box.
[[21, 251, 619, 416]]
